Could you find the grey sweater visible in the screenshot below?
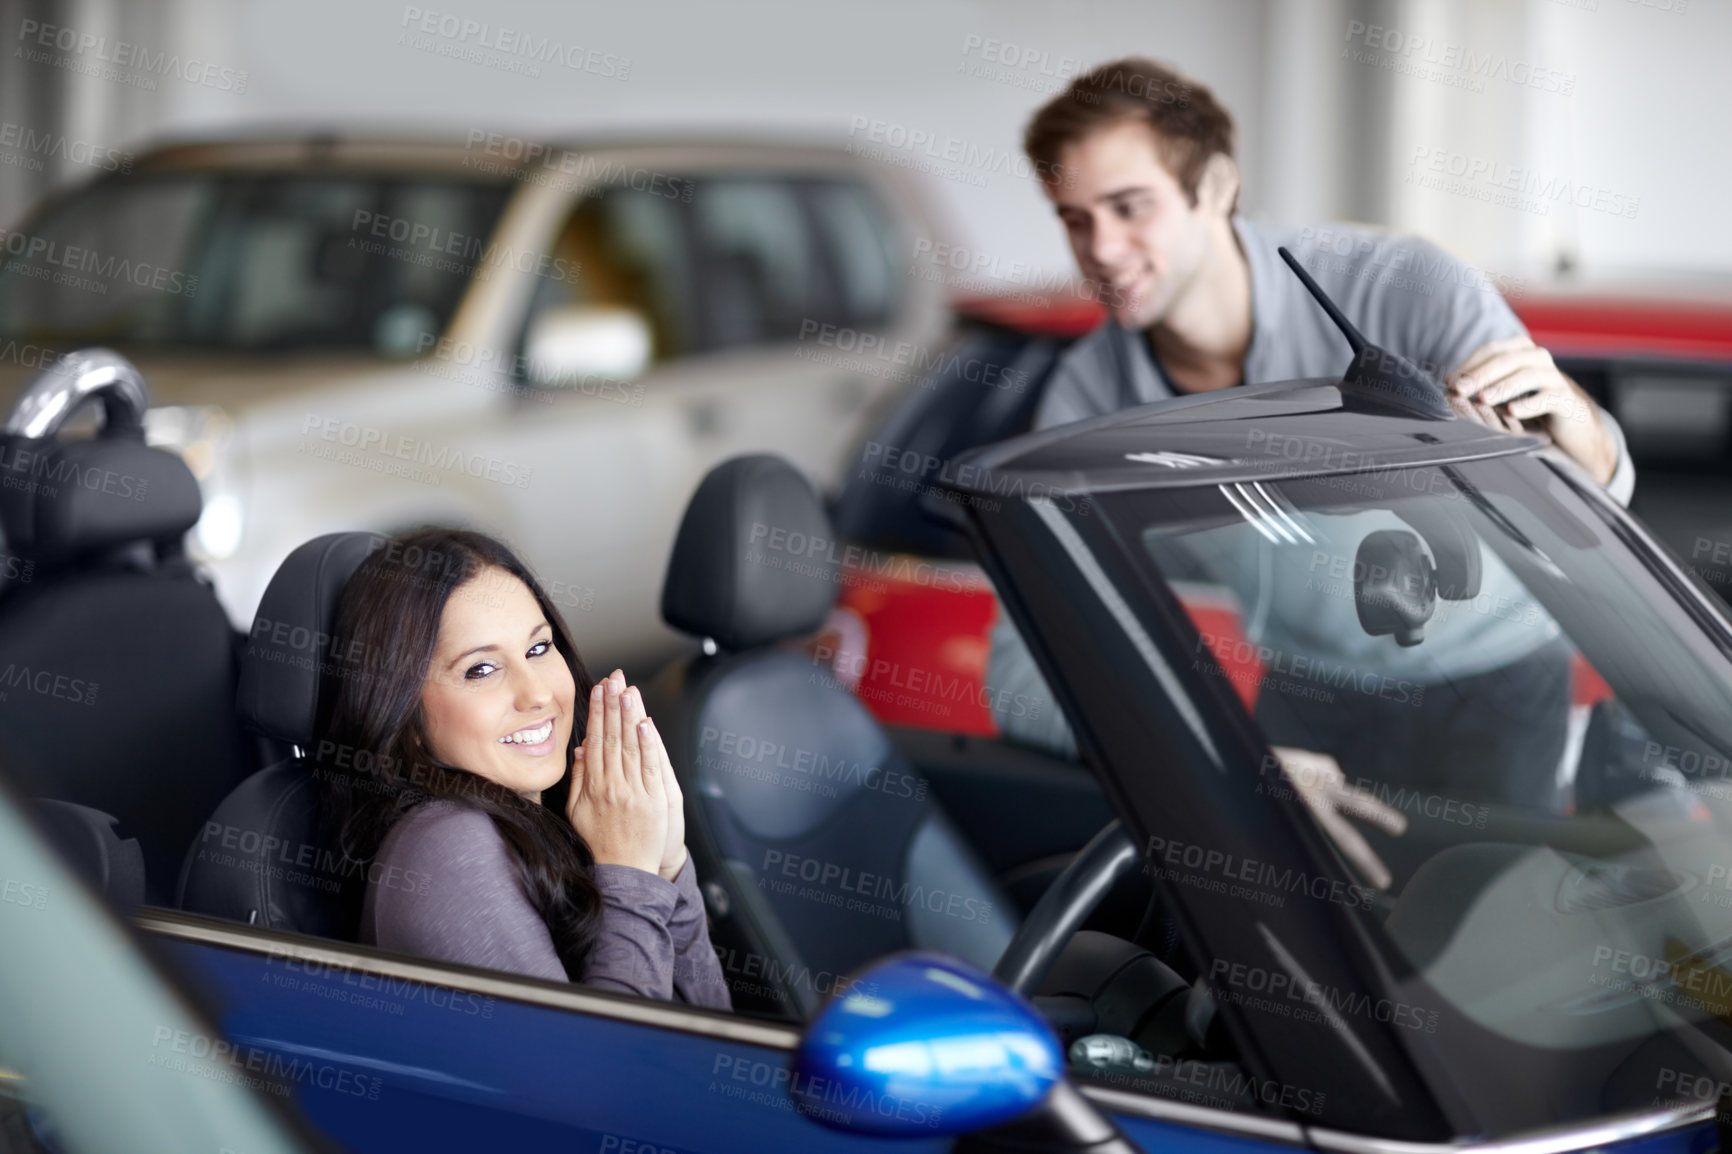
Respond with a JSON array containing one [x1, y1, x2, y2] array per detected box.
[[990, 217, 1638, 758], [358, 800, 731, 1009], [1033, 216, 1634, 504]]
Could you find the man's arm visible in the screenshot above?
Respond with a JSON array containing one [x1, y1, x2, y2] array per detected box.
[[1599, 405, 1635, 507], [1328, 231, 1633, 503]]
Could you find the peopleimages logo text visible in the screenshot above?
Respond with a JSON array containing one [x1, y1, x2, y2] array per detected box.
[[699, 725, 931, 800], [299, 416, 534, 489], [150, 1028, 380, 1098], [16, 20, 249, 91], [0, 121, 132, 172], [846, 117, 1064, 185], [797, 319, 1027, 392], [1210, 958, 1440, 1032], [1343, 20, 1575, 94], [1195, 631, 1425, 707], [760, 850, 994, 925], [0, 664, 98, 706], [712, 1054, 943, 1128], [1145, 834, 1378, 911], [0, 228, 197, 296], [859, 441, 1092, 516], [399, 8, 630, 78]]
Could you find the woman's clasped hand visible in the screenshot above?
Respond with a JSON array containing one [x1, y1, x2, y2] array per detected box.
[[566, 669, 688, 882]]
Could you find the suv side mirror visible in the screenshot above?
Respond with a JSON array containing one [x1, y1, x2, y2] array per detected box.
[[792, 952, 1137, 1151], [523, 305, 651, 387]]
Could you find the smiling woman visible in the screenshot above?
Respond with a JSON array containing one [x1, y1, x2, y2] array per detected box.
[[310, 527, 729, 1007]]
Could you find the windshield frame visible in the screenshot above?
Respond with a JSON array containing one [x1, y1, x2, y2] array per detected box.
[[964, 441, 1732, 1142], [963, 482, 1461, 1140], [1538, 446, 1732, 661]]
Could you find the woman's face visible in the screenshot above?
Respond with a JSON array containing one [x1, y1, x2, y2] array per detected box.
[[419, 566, 577, 799]]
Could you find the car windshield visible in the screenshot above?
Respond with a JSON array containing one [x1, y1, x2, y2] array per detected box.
[[0, 173, 513, 354], [1097, 453, 1732, 1071]]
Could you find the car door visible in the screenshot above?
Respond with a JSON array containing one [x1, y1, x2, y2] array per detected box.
[[145, 904, 1333, 1154], [140, 912, 956, 1154]]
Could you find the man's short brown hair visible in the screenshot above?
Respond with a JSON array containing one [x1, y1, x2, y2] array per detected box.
[[1024, 57, 1236, 208]]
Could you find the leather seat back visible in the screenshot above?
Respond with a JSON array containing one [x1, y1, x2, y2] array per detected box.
[[654, 455, 1014, 1017], [0, 427, 250, 904], [178, 532, 378, 934]]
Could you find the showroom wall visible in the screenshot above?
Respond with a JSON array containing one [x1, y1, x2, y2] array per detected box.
[[0, 0, 1724, 288], [1376, 0, 1729, 282]]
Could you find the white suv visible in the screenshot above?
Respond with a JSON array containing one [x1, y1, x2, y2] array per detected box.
[[0, 135, 949, 667]]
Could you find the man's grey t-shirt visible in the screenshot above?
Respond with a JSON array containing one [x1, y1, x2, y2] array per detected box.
[[990, 218, 1634, 758], [1033, 216, 1632, 505]]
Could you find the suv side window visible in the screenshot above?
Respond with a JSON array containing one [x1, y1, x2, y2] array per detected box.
[[517, 175, 899, 363], [0, 174, 513, 354], [0, 177, 210, 344], [520, 185, 697, 365], [689, 177, 833, 350], [804, 179, 900, 331]]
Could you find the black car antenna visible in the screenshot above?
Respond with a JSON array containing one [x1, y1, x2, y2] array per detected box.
[[1278, 246, 1366, 355], [1275, 245, 1454, 419]]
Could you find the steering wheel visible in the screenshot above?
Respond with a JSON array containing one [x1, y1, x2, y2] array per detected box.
[[995, 820, 1222, 1065], [992, 820, 1143, 994]]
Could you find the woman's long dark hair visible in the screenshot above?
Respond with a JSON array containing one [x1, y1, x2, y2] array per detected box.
[[312, 527, 601, 979]]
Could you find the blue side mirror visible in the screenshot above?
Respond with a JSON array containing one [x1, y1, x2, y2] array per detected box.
[[791, 952, 1064, 1137]]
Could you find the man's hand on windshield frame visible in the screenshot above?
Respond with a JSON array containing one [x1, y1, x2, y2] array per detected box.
[[1446, 336, 1618, 486], [1272, 746, 1408, 891]]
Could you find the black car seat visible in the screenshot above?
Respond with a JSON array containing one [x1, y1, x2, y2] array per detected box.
[[647, 454, 1018, 1019], [0, 352, 253, 904], [177, 532, 378, 935], [830, 325, 1059, 559]]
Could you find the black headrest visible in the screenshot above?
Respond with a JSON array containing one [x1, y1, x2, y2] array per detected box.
[[661, 455, 838, 651], [237, 532, 380, 747], [0, 434, 202, 563], [34, 800, 146, 913]]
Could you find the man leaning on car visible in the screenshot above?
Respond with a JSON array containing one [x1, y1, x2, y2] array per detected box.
[[989, 57, 1633, 829]]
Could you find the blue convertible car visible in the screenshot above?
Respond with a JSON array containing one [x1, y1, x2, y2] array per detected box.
[[5, 264, 1732, 1153]]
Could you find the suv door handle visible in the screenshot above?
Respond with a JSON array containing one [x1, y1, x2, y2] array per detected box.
[[684, 397, 721, 437]]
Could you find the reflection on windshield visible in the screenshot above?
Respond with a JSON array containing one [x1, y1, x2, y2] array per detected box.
[[1117, 456, 1732, 1100], [0, 174, 512, 354], [1138, 463, 1732, 823], [1156, 502, 1582, 810]]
